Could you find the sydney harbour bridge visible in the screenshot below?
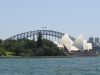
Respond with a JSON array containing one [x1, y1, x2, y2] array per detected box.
[[7, 30, 74, 43]]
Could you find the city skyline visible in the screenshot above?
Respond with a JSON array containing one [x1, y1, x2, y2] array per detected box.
[[0, 0, 100, 39]]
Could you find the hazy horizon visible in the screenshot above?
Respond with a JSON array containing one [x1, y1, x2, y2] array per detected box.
[[0, 0, 100, 39]]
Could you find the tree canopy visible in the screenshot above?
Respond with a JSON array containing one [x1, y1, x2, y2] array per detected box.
[[0, 33, 65, 56]]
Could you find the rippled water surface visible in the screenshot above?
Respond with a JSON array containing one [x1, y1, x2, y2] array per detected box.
[[0, 57, 100, 75]]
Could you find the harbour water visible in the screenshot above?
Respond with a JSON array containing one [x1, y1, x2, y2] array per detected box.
[[0, 57, 100, 75]]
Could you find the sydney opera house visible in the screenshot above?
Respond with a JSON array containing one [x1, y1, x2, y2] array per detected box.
[[55, 34, 93, 53]]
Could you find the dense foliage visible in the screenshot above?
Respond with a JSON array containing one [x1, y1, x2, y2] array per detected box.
[[0, 34, 65, 56]]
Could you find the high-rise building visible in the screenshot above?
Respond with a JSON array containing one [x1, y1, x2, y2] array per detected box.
[[88, 37, 94, 43], [95, 37, 99, 43]]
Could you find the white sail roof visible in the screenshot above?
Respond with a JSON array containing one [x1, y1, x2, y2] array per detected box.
[[83, 40, 88, 50], [87, 43, 92, 50], [55, 34, 92, 52], [71, 46, 79, 51], [73, 35, 84, 51], [60, 34, 73, 51]]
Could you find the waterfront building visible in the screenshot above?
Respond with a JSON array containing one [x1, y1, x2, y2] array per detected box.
[[88, 37, 94, 43], [95, 37, 99, 43], [88, 37, 100, 47], [73, 35, 84, 51], [55, 34, 92, 52], [83, 40, 88, 50], [87, 43, 92, 50], [60, 34, 73, 51]]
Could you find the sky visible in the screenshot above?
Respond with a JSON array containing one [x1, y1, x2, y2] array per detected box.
[[0, 0, 100, 39]]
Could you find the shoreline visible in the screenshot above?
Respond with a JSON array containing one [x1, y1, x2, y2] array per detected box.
[[0, 55, 98, 59], [0, 56, 73, 58]]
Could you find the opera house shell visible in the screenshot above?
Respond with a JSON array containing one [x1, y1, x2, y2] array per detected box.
[[55, 34, 92, 52]]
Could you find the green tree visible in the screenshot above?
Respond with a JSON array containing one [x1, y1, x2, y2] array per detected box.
[[37, 32, 43, 48], [14, 43, 25, 56], [0, 39, 3, 44], [0, 48, 6, 56], [24, 39, 36, 49]]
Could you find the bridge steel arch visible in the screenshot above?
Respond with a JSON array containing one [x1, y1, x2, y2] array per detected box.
[[7, 30, 65, 42]]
